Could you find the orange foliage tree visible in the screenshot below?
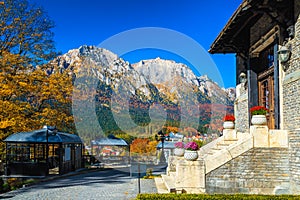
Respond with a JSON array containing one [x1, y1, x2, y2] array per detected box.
[[130, 138, 158, 156], [0, 0, 74, 159]]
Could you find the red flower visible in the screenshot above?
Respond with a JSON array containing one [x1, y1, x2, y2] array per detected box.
[[250, 106, 269, 115], [223, 115, 235, 122]]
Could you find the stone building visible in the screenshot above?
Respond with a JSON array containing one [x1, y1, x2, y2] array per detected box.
[[210, 0, 300, 193], [156, 0, 300, 195]]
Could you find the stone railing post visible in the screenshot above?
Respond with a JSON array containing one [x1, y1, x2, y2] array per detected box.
[[175, 159, 206, 193]]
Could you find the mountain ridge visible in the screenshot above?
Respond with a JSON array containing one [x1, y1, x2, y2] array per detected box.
[[50, 45, 235, 138]]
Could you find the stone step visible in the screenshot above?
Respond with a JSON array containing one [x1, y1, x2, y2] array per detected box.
[[154, 177, 169, 194], [216, 143, 230, 146], [211, 147, 221, 150], [161, 174, 176, 193], [224, 139, 238, 142], [222, 139, 238, 145]]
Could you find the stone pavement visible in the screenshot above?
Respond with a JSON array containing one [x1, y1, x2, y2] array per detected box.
[[0, 168, 157, 200]]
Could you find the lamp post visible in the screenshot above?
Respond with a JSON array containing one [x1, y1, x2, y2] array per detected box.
[[43, 125, 57, 173], [155, 130, 166, 164]]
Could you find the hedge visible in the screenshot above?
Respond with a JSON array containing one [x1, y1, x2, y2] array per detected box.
[[136, 194, 300, 200]]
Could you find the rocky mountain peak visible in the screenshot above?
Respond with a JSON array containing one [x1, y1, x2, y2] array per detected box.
[[132, 58, 197, 86], [50, 45, 235, 105]]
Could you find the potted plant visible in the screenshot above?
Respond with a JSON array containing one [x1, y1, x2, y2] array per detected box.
[[223, 114, 235, 129], [174, 141, 185, 157], [183, 141, 199, 161], [250, 106, 269, 125]]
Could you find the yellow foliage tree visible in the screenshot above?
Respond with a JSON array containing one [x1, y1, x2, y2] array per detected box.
[[146, 140, 158, 156], [0, 63, 75, 158], [130, 138, 158, 156], [0, 0, 73, 159]]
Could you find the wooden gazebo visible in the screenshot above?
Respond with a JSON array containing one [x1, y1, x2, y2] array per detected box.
[[4, 126, 84, 176]]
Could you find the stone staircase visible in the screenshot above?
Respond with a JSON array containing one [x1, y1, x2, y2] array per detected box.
[[155, 129, 254, 193], [155, 126, 289, 194], [203, 130, 253, 174]]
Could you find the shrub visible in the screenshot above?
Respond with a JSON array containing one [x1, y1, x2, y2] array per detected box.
[[193, 140, 204, 149], [136, 194, 300, 200]]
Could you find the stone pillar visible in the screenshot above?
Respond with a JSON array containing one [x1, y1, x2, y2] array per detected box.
[[234, 83, 249, 133], [250, 125, 269, 147], [175, 159, 206, 193], [167, 155, 182, 175], [223, 129, 237, 140]]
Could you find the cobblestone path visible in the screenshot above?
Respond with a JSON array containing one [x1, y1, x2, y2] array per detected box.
[[0, 168, 157, 200]]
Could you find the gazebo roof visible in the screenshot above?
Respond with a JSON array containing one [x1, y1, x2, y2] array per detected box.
[[4, 127, 83, 144], [92, 135, 128, 146]]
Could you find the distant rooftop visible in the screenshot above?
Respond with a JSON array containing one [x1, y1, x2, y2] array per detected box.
[[157, 141, 175, 149], [92, 135, 128, 146]]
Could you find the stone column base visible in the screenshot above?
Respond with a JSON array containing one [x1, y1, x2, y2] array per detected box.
[[223, 129, 237, 140], [250, 125, 269, 147], [175, 159, 206, 193]]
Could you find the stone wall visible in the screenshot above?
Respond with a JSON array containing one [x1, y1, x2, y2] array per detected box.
[[206, 148, 290, 194], [289, 130, 300, 194], [282, 13, 300, 130], [283, 5, 300, 195]]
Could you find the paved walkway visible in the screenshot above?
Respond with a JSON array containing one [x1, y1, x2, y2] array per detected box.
[[0, 168, 157, 200]]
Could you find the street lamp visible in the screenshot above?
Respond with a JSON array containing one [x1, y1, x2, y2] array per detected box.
[[155, 130, 166, 164], [43, 125, 57, 172]]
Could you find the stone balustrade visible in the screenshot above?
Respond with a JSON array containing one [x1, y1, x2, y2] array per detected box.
[[157, 125, 290, 194]]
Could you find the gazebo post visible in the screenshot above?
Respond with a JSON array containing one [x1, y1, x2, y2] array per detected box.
[[5, 143, 8, 175], [46, 128, 49, 175], [59, 143, 64, 175]]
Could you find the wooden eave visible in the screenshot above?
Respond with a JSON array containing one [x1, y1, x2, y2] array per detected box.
[[209, 0, 294, 54], [209, 0, 262, 54]]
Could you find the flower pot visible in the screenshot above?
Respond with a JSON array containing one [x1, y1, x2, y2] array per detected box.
[[223, 121, 235, 129], [184, 150, 198, 161], [174, 148, 185, 157], [251, 115, 267, 125]]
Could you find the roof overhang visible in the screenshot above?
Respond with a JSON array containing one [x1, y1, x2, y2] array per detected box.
[[209, 0, 291, 54], [209, 0, 260, 54]]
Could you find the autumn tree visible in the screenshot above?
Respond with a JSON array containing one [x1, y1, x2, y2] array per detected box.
[[0, 0, 74, 159], [130, 138, 158, 156], [0, 0, 57, 66], [146, 140, 158, 156], [0, 64, 75, 154]]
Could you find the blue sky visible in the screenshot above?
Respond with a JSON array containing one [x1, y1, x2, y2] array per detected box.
[[32, 0, 241, 88]]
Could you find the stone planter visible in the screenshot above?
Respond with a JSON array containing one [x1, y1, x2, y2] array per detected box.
[[223, 121, 235, 129], [251, 115, 267, 125], [184, 150, 198, 161], [174, 148, 185, 157]]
